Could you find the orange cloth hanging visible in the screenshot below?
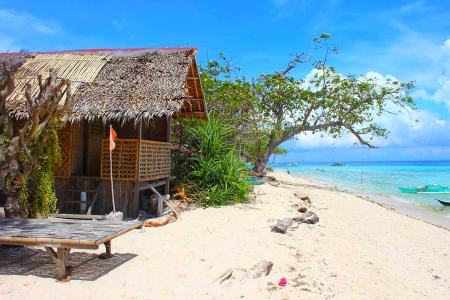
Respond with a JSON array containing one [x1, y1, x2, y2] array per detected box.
[[109, 126, 117, 151]]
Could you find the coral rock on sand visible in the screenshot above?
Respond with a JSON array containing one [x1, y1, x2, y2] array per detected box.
[[242, 260, 273, 280], [293, 211, 319, 224], [293, 191, 311, 203], [271, 218, 294, 234], [296, 202, 308, 213]]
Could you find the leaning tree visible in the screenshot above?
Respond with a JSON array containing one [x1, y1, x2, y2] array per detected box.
[[251, 35, 416, 174], [0, 62, 73, 217]]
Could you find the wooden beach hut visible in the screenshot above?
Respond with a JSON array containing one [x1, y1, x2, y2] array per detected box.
[[0, 48, 206, 218]]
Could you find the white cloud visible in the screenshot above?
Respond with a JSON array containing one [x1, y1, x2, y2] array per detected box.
[[427, 39, 450, 111], [113, 20, 122, 30], [0, 35, 20, 52], [399, 1, 431, 15], [293, 71, 450, 149], [411, 89, 431, 100], [0, 9, 61, 35]]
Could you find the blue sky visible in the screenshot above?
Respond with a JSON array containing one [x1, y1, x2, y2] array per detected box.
[[1, 0, 449, 162]]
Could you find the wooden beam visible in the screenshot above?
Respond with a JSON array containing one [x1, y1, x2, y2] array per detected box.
[[54, 213, 104, 220], [45, 247, 58, 264], [149, 186, 180, 219], [87, 182, 101, 215], [138, 180, 167, 191]]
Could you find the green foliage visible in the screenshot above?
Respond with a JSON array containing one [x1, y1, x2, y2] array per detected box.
[[201, 34, 417, 172], [200, 55, 262, 161], [17, 122, 61, 218], [273, 147, 288, 156], [172, 118, 252, 206]]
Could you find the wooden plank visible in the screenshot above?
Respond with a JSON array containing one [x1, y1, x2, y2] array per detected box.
[[87, 183, 101, 215], [54, 213, 104, 220]]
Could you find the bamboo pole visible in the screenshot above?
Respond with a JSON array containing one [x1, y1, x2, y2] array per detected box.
[[110, 125, 116, 213]]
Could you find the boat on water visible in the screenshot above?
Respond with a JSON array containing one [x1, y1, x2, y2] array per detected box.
[[331, 162, 346, 166], [398, 184, 450, 194], [289, 162, 299, 166], [435, 198, 450, 206]]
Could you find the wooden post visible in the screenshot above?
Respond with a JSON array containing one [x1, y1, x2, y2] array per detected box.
[[134, 120, 142, 219], [104, 241, 111, 255], [165, 116, 172, 195], [57, 247, 67, 280]]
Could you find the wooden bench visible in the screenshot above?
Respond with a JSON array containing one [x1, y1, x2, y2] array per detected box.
[[0, 218, 143, 280]]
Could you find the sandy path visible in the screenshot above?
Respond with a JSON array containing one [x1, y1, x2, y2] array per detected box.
[[0, 172, 449, 299]]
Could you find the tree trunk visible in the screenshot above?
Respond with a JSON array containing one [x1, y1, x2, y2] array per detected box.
[[4, 193, 20, 218], [253, 137, 278, 175]]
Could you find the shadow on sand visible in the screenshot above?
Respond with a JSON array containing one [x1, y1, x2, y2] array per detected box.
[[0, 246, 137, 281]]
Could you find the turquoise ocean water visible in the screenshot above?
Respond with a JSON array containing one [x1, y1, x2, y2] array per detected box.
[[270, 160, 450, 217]]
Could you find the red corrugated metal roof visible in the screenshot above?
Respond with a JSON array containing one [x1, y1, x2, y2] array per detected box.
[[0, 47, 198, 57]]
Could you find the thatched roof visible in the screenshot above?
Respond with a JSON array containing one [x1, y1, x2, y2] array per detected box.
[[0, 48, 206, 123]]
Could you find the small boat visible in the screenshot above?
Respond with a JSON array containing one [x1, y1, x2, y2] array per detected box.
[[398, 184, 450, 194], [435, 198, 450, 206], [246, 177, 265, 185], [331, 162, 346, 166]]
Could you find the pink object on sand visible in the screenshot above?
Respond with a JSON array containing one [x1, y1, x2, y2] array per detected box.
[[279, 277, 287, 286]]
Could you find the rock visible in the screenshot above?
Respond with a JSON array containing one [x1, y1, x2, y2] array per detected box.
[[242, 260, 273, 280], [271, 218, 294, 234], [296, 202, 307, 213], [293, 191, 311, 203], [293, 212, 319, 224]]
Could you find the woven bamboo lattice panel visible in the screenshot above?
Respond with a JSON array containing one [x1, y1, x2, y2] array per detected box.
[[54, 131, 71, 178], [101, 139, 138, 181], [139, 140, 171, 181], [89, 119, 106, 137], [7, 53, 110, 119]]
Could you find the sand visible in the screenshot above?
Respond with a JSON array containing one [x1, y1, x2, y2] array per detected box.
[[1, 171, 449, 299]]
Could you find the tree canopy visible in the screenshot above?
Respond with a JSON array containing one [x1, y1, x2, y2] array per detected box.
[[199, 34, 416, 174]]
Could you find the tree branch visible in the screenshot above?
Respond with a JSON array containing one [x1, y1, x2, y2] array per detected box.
[[277, 53, 311, 76], [345, 125, 377, 148], [0, 62, 15, 101]]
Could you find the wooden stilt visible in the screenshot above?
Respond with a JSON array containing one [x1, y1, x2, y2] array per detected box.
[[165, 179, 170, 198], [104, 241, 111, 255], [57, 247, 67, 281]]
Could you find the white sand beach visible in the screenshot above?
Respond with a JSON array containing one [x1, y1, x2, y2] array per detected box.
[[1, 171, 449, 299]]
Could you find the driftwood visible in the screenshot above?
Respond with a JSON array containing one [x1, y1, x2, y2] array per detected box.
[[293, 211, 319, 224], [293, 191, 311, 203], [271, 218, 293, 234], [212, 268, 233, 284], [144, 215, 176, 227], [149, 186, 181, 219], [242, 260, 273, 280]]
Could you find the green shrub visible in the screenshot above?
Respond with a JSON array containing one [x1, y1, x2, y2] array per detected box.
[[173, 118, 252, 206]]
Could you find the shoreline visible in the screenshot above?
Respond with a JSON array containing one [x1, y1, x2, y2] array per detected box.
[[279, 170, 450, 230]]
